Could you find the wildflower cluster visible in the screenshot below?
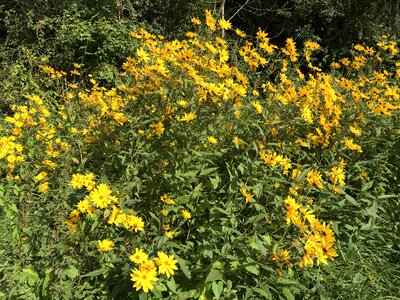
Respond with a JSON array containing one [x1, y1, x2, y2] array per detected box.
[[66, 173, 145, 234], [129, 249, 178, 293], [284, 195, 337, 268], [1, 9, 400, 298]]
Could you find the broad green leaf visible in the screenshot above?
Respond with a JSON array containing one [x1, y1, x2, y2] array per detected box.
[[245, 264, 259, 275], [263, 234, 272, 246], [166, 277, 177, 293], [63, 265, 79, 279], [205, 269, 222, 283], [22, 267, 39, 287], [212, 281, 224, 299]]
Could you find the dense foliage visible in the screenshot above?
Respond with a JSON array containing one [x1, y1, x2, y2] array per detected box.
[[224, 0, 400, 55], [0, 4, 400, 300]]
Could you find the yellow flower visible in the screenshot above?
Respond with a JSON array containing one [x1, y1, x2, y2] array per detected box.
[[68, 83, 78, 89], [354, 44, 365, 51], [282, 38, 299, 62], [284, 196, 300, 225], [252, 100, 263, 114], [34, 171, 47, 181], [235, 28, 246, 38], [124, 215, 145, 232], [218, 18, 232, 30], [329, 166, 346, 187], [177, 100, 188, 107], [155, 252, 178, 278], [108, 205, 123, 225], [240, 188, 253, 204], [219, 48, 229, 63], [205, 9, 216, 31], [70, 70, 80, 76], [130, 248, 149, 264], [178, 112, 196, 122], [130, 267, 158, 293], [42, 160, 56, 169], [343, 138, 363, 153], [191, 17, 201, 25], [38, 182, 49, 193], [70, 173, 86, 189], [340, 57, 350, 66], [301, 105, 313, 124], [139, 259, 157, 273], [77, 199, 95, 216], [306, 170, 323, 189], [83, 173, 96, 191], [359, 171, 368, 181], [349, 125, 362, 136], [165, 230, 175, 238], [305, 41, 320, 51], [136, 47, 150, 63], [98, 239, 114, 252], [88, 183, 118, 208], [233, 136, 244, 147], [182, 209, 191, 219], [161, 194, 175, 205], [208, 136, 217, 145], [150, 122, 165, 135]]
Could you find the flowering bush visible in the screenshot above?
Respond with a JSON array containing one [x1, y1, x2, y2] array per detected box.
[[1, 10, 399, 299]]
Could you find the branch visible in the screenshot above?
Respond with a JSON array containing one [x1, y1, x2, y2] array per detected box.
[[228, 0, 251, 21]]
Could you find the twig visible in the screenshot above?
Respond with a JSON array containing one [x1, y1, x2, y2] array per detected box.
[[228, 0, 251, 22]]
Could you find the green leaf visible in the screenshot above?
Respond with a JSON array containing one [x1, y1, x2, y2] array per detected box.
[[200, 167, 219, 176], [183, 170, 199, 178], [212, 281, 224, 299], [205, 269, 222, 283], [166, 277, 177, 293], [82, 268, 106, 277], [174, 254, 191, 279], [364, 200, 377, 217], [41, 270, 52, 297], [64, 265, 79, 279], [253, 287, 272, 299], [255, 233, 267, 256], [345, 194, 359, 206], [229, 259, 240, 268], [210, 176, 221, 190], [282, 287, 295, 300], [331, 222, 339, 235], [245, 264, 259, 275], [362, 181, 374, 192], [360, 221, 372, 231], [377, 194, 398, 199], [263, 234, 272, 246], [22, 267, 39, 287]]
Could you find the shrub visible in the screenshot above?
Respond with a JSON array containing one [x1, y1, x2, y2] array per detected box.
[[1, 10, 399, 299]]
